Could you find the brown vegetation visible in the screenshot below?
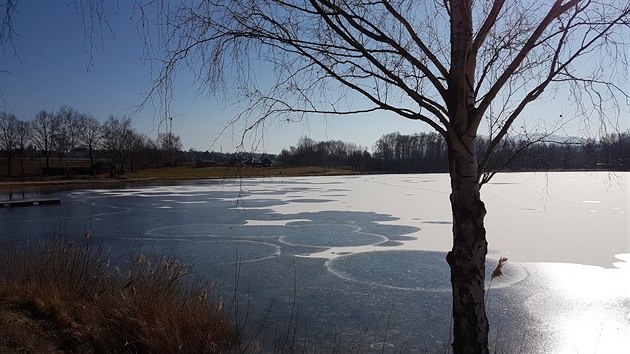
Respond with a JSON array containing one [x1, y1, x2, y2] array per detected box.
[[126, 166, 357, 179], [0, 165, 358, 192], [0, 237, 237, 353]]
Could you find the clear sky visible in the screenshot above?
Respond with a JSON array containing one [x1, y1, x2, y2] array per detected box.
[[1, 2, 627, 153], [0, 1, 431, 154]]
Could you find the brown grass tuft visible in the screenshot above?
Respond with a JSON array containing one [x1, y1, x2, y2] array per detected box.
[[491, 257, 509, 280], [0, 237, 238, 353]]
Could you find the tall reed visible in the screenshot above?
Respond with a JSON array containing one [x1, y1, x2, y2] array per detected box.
[[0, 236, 238, 353]]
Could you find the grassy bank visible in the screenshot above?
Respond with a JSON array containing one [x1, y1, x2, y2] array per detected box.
[[0, 166, 358, 192], [0, 238, 237, 353], [126, 166, 357, 179]]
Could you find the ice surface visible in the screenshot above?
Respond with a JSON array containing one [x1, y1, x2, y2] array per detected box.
[[0, 172, 628, 352], [327, 251, 527, 292]]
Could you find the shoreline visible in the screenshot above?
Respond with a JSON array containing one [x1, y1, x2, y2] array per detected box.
[[1, 167, 622, 194], [0, 166, 362, 193]]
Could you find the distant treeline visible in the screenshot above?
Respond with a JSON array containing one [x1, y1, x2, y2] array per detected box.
[[276, 132, 630, 173], [1, 106, 628, 177], [0, 107, 184, 177]]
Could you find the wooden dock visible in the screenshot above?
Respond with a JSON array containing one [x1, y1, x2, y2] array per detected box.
[[0, 199, 61, 208]]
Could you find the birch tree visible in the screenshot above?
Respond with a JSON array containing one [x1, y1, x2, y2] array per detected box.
[[139, 1, 629, 352]]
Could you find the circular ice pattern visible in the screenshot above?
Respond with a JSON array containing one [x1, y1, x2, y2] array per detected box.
[[279, 224, 387, 248], [146, 223, 285, 238], [328, 250, 450, 291], [125, 239, 280, 265], [189, 240, 280, 264], [327, 251, 527, 292]]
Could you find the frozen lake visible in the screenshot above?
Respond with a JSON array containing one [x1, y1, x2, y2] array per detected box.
[[1, 172, 628, 353]]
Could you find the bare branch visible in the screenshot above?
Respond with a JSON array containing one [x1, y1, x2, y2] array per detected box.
[[475, 0, 578, 122], [381, 0, 449, 80], [0, 0, 19, 60], [472, 0, 505, 54], [479, 4, 630, 173]]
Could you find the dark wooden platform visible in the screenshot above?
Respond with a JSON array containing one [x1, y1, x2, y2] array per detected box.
[[0, 199, 61, 207]]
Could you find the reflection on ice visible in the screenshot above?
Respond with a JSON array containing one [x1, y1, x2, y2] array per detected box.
[[524, 263, 630, 354], [556, 310, 629, 354]]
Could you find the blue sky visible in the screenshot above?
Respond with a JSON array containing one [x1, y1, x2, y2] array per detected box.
[[1, 2, 627, 153], [0, 1, 429, 153]]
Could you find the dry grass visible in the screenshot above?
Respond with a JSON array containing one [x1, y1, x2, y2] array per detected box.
[[485, 256, 509, 305], [126, 166, 357, 180], [491, 257, 508, 280], [0, 237, 238, 353], [0, 166, 358, 192]]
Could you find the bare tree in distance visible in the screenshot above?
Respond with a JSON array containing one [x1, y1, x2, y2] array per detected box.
[[31, 109, 61, 173], [127, 130, 147, 173], [135, 1, 629, 352], [0, 110, 18, 176], [14, 118, 30, 176], [157, 131, 183, 167], [77, 113, 102, 175], [101, 116, 136, 177], [55, 106, 81, 177]]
